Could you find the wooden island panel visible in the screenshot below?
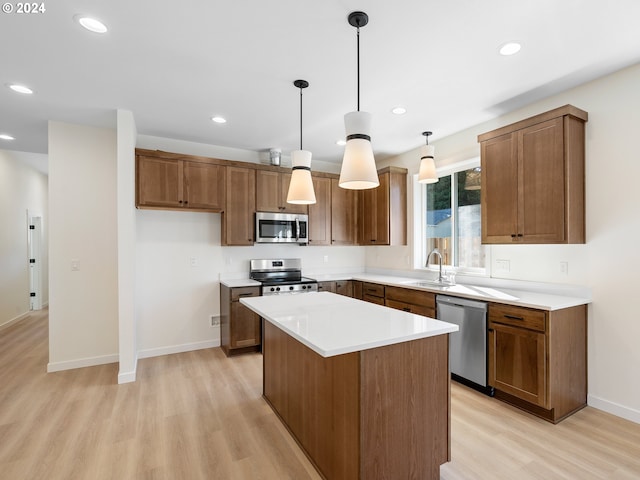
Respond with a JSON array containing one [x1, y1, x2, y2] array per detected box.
[[263, 321, 450, 480]]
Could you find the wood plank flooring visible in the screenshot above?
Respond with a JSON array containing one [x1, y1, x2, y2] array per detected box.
[[1, 309, 639, 479]]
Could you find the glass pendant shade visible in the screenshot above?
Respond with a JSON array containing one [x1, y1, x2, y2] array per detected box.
[[287, 150, 316, 204], [339, 111, 379, 189], [418, 144, 438, 184]]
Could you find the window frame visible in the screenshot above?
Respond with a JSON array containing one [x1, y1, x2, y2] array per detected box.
[[413, 157, 489, 277]]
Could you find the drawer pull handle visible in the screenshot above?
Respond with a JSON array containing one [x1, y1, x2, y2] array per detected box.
[[238, 293, 254, 297], [402, 307, 411, 312], [504, 314, 524, 321]]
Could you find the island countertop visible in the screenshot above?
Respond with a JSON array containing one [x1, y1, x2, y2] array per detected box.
[[240, 291, 458, 358]]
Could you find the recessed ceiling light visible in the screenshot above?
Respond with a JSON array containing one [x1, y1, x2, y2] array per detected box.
[[336, 139, 347, 146], [75, 15, 108, 34], [211, 116, 227, 124], [8, 84, 33, 94], [0, 134, 15, 141], [391, 106, 407, 115], [499, 42, 521, 56]]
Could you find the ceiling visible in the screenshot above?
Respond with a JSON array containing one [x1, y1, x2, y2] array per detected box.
[[2, 0, 640, 168]]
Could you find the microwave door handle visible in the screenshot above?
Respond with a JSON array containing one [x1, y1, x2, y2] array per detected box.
[[295, 218, 300, 241]]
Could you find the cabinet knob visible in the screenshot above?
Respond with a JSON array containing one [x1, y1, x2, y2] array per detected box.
[[179, 200, 183, 204], [511, 234, 516, 238]]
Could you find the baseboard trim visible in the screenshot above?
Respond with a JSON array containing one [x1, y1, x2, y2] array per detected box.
[[0, 311, 30, 332], [47, 353, 119, 373], [118, 368, 137, 384], [588, 394, 640, 424], [138, 339, 221, 359]]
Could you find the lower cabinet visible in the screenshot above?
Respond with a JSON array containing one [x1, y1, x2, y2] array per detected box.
[[488, 303, 587, 423], [385, 286, 436, 318], [335, 280, 353, 297], [362, 282, 385, 305], [220, 285, 261, 356], [317, 281, 336, 293]]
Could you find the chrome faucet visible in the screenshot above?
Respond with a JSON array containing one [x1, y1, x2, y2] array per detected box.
[[426, 248, 444, 283]]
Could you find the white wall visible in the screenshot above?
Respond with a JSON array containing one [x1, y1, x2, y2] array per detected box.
[[376, 63, 640, 423], [0, 149, 48, 327], [48, 121, 119, 371]]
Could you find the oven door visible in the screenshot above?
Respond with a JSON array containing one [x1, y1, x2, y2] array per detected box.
[[255, 212, 309, 244]]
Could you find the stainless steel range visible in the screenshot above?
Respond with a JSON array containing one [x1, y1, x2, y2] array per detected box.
[[250, 258, 318, 295]]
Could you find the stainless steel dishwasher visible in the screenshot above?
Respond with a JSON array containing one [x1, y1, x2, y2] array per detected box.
[[436, 295, 493, 395]]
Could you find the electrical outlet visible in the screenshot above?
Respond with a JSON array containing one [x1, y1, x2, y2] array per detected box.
[[323, 255, 329, 263], [496, 259, 510, 272], [210, 315, 220, 327], [190, 257, 198, 267], [71, 259, 80, 271], [559, 261, 569, 275]]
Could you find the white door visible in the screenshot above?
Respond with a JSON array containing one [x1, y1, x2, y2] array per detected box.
[[28, 214, 43, 311]]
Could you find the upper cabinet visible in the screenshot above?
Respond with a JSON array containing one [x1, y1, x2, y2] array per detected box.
[[136, 154, 224, 212], [308, 175, 332, 246], [358, 167, 407, 246], [256, 170, 308, 215], [330, 178, 358, 245], [222, 166, 255, 246], [478, 105, 587, 244]]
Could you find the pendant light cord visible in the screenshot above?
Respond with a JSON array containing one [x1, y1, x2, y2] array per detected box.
[[299, 86, 303, 150], [356, 26, 360, 112]]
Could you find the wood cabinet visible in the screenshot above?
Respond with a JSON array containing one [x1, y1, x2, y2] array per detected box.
[[317, 281, 336, 293], [362, 282, 385, 305], [331, 178, 358, 245], [222, 166, 255, 246], [385, 286, 436, 318], [335, 280, 353, 297], [358, 167, 407, 246], [308, 176, 332, 245], [478, 105, 587, 244], [220, 285, 261, 356], [488, 302, 587, 423], [263, 320, 450, 480], [256, 170, 308, 214], [136, 155, 224, 211]]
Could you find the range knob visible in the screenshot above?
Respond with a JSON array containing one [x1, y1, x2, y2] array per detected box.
[[270, 287, 275, 292], [289, 286, 294, 291], [275, 287, 280, 292], [302, 285, 307, 290]]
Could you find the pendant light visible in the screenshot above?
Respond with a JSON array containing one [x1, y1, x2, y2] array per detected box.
[[418, 131, 438, 184], [287, 79, 316, 205], [338, 11, 379, 190]]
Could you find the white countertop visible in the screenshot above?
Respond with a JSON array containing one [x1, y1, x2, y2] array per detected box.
[[241, 292, 458, 358], [309, 273, 589, 311], [223, 272, 590, 310]]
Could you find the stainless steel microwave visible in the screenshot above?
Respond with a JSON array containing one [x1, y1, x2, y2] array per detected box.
[[255, 212, 309, 244]]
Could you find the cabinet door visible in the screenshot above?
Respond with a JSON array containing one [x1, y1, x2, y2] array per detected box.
[[184, 161, 225, 211], [308, 176, 332, 245], [335, 280, 353, 297], [488, 322, 547, 407], [519, 118, 565, 243], [136, 156, 183, 208], [317, 281, 336, 293], [358, 172, 391, 245], [222, 167, 255, 246], [481, 133, 518, 243], [331, 178, 357, 245], [230, 301, 261, 348], [256, 170, 281, 212]]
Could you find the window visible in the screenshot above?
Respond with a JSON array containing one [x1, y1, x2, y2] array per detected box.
[[421, 161, 487, 273]]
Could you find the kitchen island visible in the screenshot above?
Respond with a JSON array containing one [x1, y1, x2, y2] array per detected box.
[[241, 292, 458, 480]]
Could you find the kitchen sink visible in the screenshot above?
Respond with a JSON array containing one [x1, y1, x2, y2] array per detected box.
[[404, 279, 454, 288]]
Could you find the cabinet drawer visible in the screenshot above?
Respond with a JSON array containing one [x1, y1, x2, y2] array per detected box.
[[489, 304, 546, 332], [385, 299, 435, 318], [363, 293, 385, 305], [231, 286, 260, 301], [362, 282, 385, 298], [385, 286, 435, 309]]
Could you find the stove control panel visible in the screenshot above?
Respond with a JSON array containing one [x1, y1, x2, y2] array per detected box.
[[262, 283, 318, 295]]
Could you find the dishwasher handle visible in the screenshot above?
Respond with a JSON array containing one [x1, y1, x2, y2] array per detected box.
[[436, 295, 487, 312]]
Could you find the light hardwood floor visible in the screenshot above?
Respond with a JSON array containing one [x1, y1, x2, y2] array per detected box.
[[1, 309, 639, 479]]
